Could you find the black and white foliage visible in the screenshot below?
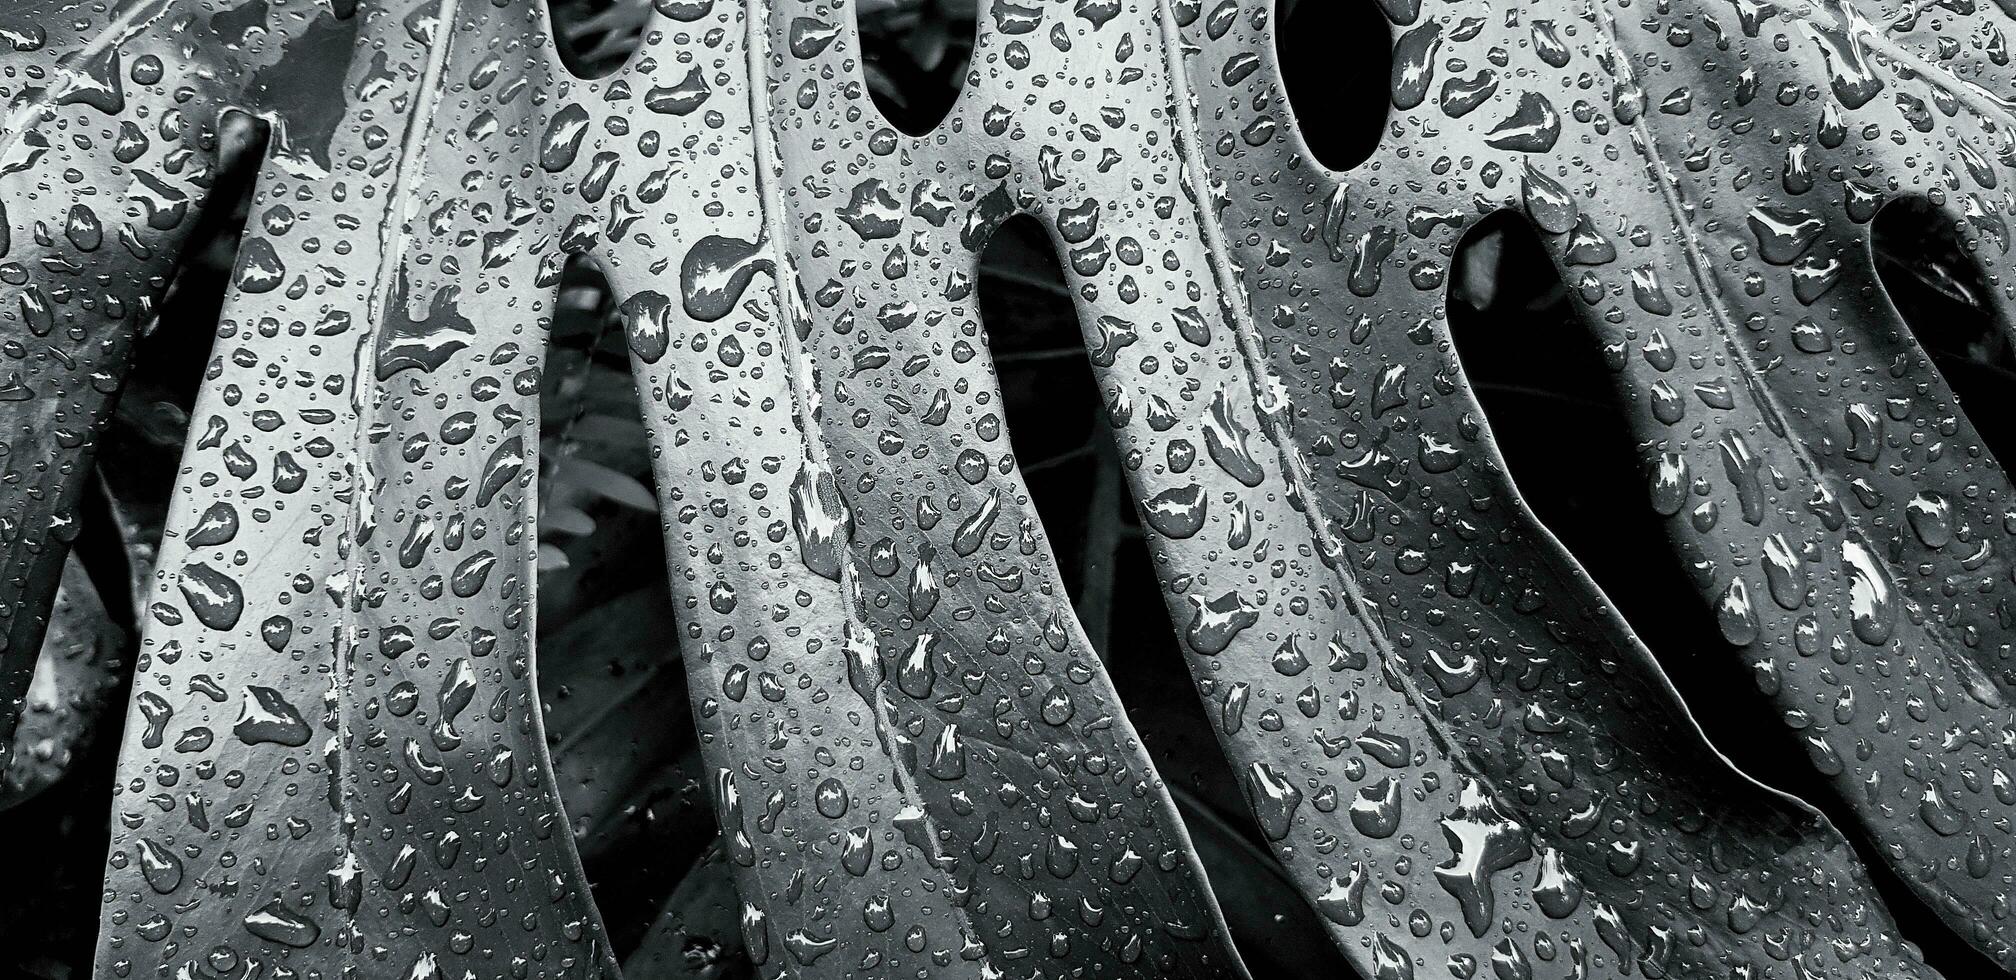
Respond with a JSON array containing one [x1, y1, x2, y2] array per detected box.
[[2, 0, 2014, 978]]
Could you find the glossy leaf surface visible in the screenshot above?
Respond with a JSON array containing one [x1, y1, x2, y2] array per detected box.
[[1, 0, 2011, 978]]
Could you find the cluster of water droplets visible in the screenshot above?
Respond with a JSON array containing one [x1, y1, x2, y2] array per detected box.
[[2, 0, 2015, 977]]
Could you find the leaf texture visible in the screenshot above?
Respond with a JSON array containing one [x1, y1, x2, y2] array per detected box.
[[0, 0, 2011, 978], [0, 0, 249, 782], [2, 1, 626, 975], [593, 5, 1241, 974], [2, 557, 127, 809], [1176, 0, 2016, 970]]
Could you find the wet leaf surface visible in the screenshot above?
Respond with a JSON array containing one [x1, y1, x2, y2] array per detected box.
[[1179, 0, 2016, 970], [3, 0, 2015, 978]]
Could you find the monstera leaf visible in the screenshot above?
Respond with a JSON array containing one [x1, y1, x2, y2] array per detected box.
[[3, 0, 2015, 977]]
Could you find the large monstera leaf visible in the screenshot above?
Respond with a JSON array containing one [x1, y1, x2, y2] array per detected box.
[[1184, 0, 2016, 973], [2, 0, 2014, 977]]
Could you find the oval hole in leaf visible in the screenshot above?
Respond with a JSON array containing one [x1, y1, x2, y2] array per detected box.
[[1447, 212, 2006, 979], [1274, 0, 1392, 172], [976, 214, 1355, 978], [550, 0, 650, 80], [859, 0, 977, 136], [1872, 196, 2016, 468]]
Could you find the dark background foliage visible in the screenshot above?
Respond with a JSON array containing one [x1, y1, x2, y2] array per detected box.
[[5, 1, 2011, 976]]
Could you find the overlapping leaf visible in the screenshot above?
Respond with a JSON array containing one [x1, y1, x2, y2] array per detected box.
[[5, 0, 627, 974], [1179, 0, 2016, 969], [3, 0, 2013, 977]]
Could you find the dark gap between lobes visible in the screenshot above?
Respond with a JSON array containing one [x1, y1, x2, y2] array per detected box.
[[534, 255, 714, 962], [857, 0, 977, 136], [1448, 211, 2001, 980], [1872, 197, 2016, 474], [978, 213, 1360, 979], [1864, 198, 2016, 977]]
